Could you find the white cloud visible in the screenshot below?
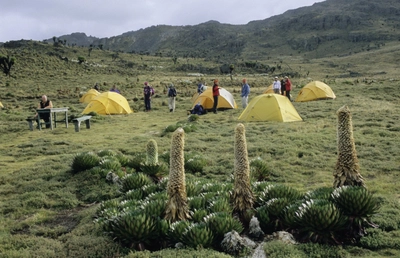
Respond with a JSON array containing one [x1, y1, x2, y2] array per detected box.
[[0, 0, 325, 42]]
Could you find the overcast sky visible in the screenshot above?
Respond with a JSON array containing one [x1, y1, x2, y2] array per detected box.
[[1, 0, 325, 42]]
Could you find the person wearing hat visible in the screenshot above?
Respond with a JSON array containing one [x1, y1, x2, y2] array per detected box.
[[212, 79, 220, 114], [273, 76, 281, 94], [167, 83, 177, 112], [241, 78, 250, 108]]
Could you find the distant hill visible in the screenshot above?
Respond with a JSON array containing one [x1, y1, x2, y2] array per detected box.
[[17, 0, 400, 60]]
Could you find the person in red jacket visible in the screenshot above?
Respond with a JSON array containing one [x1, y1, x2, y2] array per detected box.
[[212, 79, 220, 114], [284, 76, 292, 101]]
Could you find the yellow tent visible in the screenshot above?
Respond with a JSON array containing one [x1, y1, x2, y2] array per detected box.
[[82, 92, 133, 115], [262, 84, 274, 94], [0, 101, 3, 108], [238, 94, 302, 122], [192, 87, 237, 110], [79, 89, 100, 103], [295, 81, 336, 102]]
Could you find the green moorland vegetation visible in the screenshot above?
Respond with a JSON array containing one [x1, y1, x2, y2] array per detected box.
[[0, 41, 400, 257]]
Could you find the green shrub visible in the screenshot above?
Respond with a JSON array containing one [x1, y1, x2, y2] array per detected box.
[[358, 228, 400, 250], [263, 240, 306, 258]]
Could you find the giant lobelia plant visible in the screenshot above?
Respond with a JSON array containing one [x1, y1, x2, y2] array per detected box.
[[164, 128, 191, 222], [231, 123, 255, 226], [333, 105, 365, 188]]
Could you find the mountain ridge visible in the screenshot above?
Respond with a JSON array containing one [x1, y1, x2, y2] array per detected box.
[[5, 0, 400, 61]]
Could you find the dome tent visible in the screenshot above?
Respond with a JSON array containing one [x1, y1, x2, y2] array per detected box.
[[238, 94, 302, 122], [79, 89, 100, 103], [191, 87, 237, 110], [82, 92, 133, 115], [295, 81, 336, 102]]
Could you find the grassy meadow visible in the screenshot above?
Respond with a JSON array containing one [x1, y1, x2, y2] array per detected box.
[[0, 42, 400, 257]]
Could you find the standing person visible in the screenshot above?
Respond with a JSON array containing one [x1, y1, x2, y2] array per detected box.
[[212, 79, 220, 114], [197, 82, 204, 94], [143, 82, 153, 112], [167, 83, 177, 112], [273, 77, 281, 94], [284, 76, 292, 101], [35, 95, 53, 128], [94, 83, 100, 91], [280, 77, 286, 96], [241, 78, 250, 108]]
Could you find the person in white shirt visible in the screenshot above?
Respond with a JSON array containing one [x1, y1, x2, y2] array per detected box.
[[273, 77, 281, 94]]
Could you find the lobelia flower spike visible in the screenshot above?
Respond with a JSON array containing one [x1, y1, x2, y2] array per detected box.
[[165, 127, 191, 222], [146, 139, 158, 165], [232, 123, 255, 225], [333, 105, 365, 188]]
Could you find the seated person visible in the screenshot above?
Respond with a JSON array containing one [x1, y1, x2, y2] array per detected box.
[[110, 85, 120, 94], [191, 103, 207, 115], [35, 95, 53, 128]]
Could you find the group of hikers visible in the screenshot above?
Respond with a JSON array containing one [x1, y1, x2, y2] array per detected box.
[[192, 76, 292, 115], [33, 75, 293, 128], [272, 76, 292, 101]]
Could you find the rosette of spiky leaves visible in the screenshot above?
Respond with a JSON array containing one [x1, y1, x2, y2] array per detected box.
[[154, 218, 170, 244], [295, 199, 347, 244], [281, 200, 304, 229], [255, 205, 270, 232], [115, 153, 130, 167], [189, 196, 207, 210], [140, 163, 168, 182], [119, 199, 140, 211], [144, 191, 168, 203], [250, 157, 272, 181], [120, 172, 153, 193], [257, 184, 303, 207], [95, 199, 123, 230], [204, 212, 244, 246], [232, 123, 254, 225], [99, 157, 122, 171], [141, 183, 160, 198], [97, 149, 117, 157], [139, 199, 166, 218], [184, 153, 208, 173], [157, 176, 169, 191], [71, 151, 100, 173], [124, 188, 144, 201], [201, 183, 232, 200], [334, 105, 365, 188], [208, 197, 233, 214], [168, 220, 191, 244], [331, 186, 380, 236], [186, 180, 204, 197], [252, 181, 274, 203], [191, 209, 209, 223], [261, 198, 292, 232], [165, 128, 190, 222], [304, 187, 334, 201], [108, 209, 157, 248], [181, 222, 214, 248], [126, 152, 146, 171]]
